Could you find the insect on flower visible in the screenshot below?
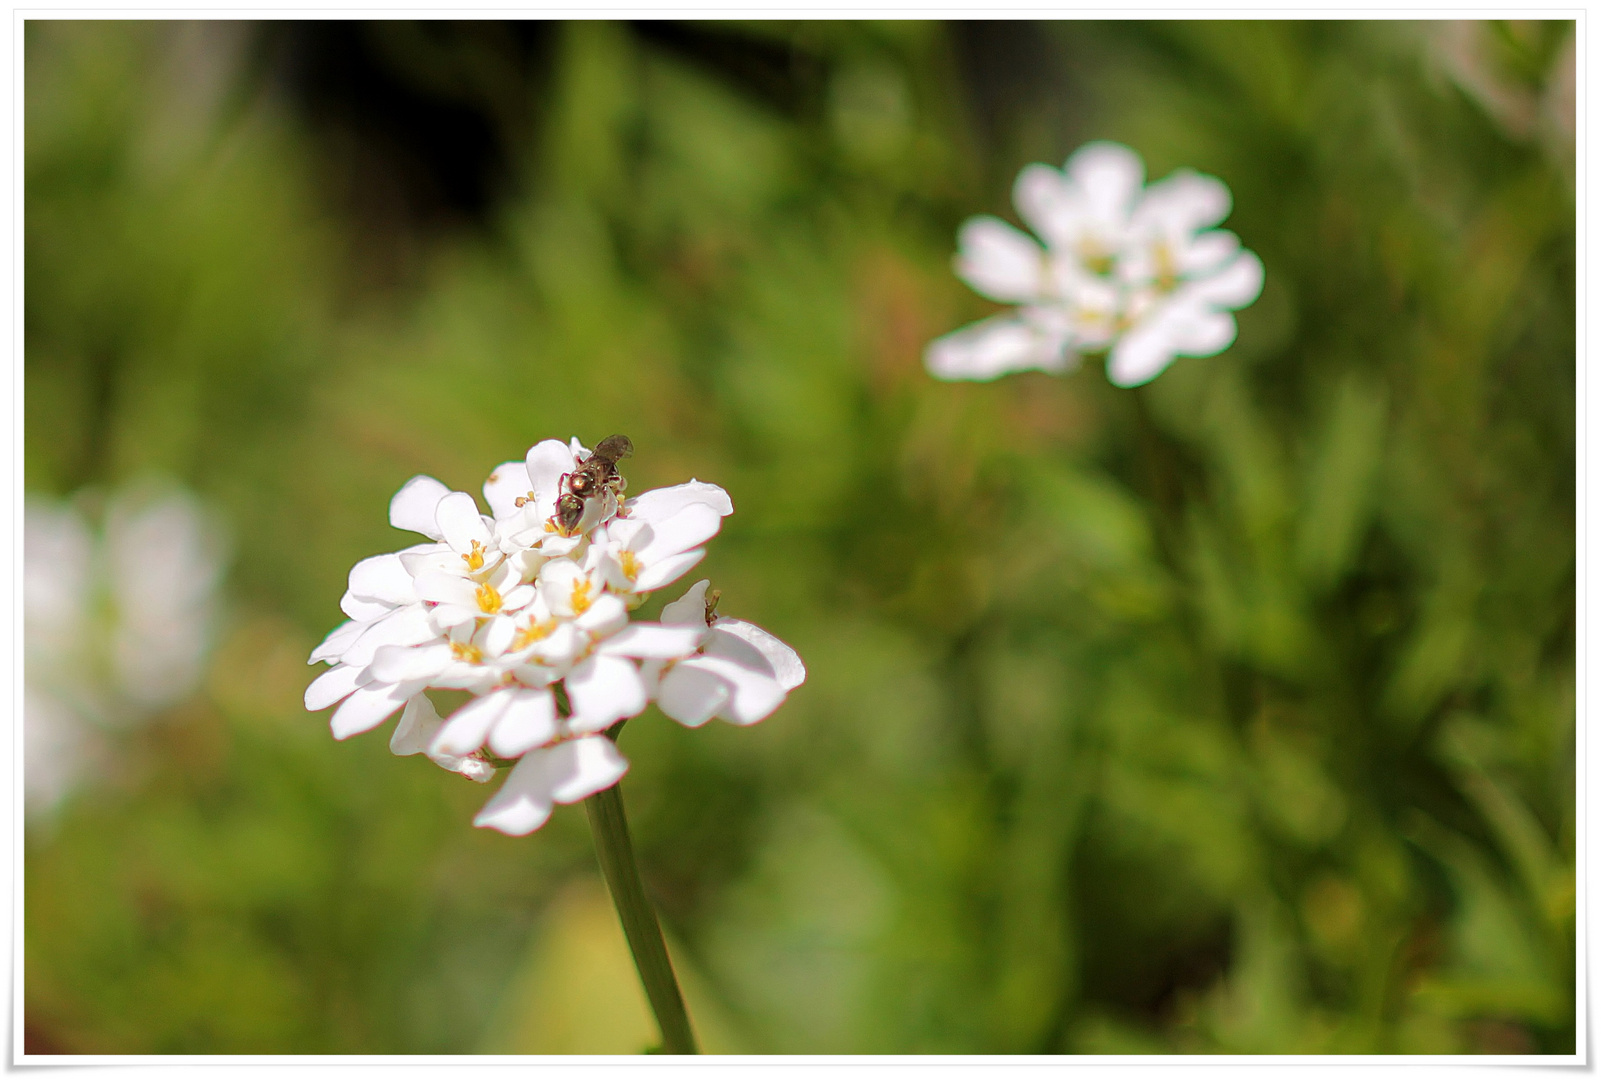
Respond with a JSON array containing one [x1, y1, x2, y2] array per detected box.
[[305, 435, 805, 835]]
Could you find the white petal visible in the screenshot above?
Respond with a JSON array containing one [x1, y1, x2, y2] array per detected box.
[[390, 476, 451, 540], [633, 550, 706, 593], [369, 642, 454, 684], [435, 491, 492, 555], [304, 663, 367, 711], [625, 480, 734, 522], [348, 552, 416, 605], [309, 619, 365, 665], [499, 584, 537, 613], [1176, 229, 1240, 277], [1106, 317, 1182, 388], [525, 440, 577, 516], [546, 736, 629, 803], [1168, 308, 1239, 357], [924, 315, 1071, 381], [598, 517, 649, 549], [340, 590, 392, 622], [472, 736, 627, 834], [708, 619, 806, 691], [566, 655, 648, 734], [598, 623, 706, 660], [398, 545, 456, 578], [1107, 255, 1257, 390], [432, 693, 513, 757], [1066, 141, 1145, 224], [472, 750, 556, 835], [330, 682, 412, 739], [1012, 163, 1080, 249], [661, 580, 712, 626], [483, 460, 533, 521], [455, 758, 497, 783], [510, 662, 562, 688], [1188, 249, 1264, 310], [655, 663, 729, 728], [1133, 168, 1231, 236], [390, 693, 444, 756], [430, 604, 478, 630], [537, 560, 589, 618], [954, 217, 1045, 302], [507, 620, 575, 666], [412, 570, 480, 609], [686, 655, 787, 725], [480, 614, 517, 657], [574, 491, 615, 535], [637, 503, 722, 563], [341, 605, 438, 669], [575, 593, 629, 637], [487, 689, 557, 758]]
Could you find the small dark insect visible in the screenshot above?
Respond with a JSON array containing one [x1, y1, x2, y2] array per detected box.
[[553, 492, 586, 536], [704, 587, 721, 626], [562, 434, 634, 501]]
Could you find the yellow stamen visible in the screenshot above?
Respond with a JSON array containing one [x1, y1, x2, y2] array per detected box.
[[461, 539, 487, 572], [511, 617, 557, 651], [1153, 243, 1178, 293], [451, 641, 483, 664], [476, 583, 503, 614], [619, 550, 643, 582], [1080, 239, 1114, 276], [570, 580, 593, 615]]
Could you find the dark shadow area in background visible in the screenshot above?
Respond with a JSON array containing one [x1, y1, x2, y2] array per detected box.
[[254, 20, 1074, 247]]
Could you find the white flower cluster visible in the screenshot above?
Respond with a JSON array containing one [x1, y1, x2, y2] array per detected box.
[[25, 481, 226, 819], [305, 437, 805, 836], [925, 141, 1264, 388]]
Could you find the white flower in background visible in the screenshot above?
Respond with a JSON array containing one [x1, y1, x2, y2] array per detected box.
[[925, 141, 1264, 388], [24, 481, 228, 820], [306, 436, 804, 836]]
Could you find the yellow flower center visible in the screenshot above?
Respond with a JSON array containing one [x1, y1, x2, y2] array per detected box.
[[570, 579, 593, 615], [1153, 243, 1178, 293], [619, 550, 643, 582], [476, 583, 503, 614], [461, 540, 487, 572], [451, 641, 483, 664], [511, 617, 557, 651], [1080, 239, 1114, 276]]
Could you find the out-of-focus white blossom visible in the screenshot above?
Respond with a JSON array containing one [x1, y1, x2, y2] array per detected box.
[[925, 141, 1264, 388], [24, 481, 228, 820], [306, 437, 803, 836]]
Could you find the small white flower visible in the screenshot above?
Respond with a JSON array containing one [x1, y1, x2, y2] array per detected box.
[[471, 735, 630, 836], [24, 481, 227, 819], [926, 140, 1264, 388], [306, 438, 802, 836], [389, 694, 496, 783], [592, 500, 724, 600], [644, 580, 806, 728]]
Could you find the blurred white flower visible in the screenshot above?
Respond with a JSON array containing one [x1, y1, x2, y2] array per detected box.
[[24, 480, 228, 820], [925, 141, 1264, 388], [306, 436, 804, 836]]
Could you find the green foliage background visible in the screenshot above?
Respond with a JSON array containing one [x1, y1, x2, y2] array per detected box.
[[24, 20, 1575, 1054]]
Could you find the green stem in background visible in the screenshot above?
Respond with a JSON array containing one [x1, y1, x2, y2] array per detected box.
[[584, 735, 698, 1056]]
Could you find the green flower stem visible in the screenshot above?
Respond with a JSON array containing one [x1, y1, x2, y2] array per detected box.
[[584, 763, 699, 1055]]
